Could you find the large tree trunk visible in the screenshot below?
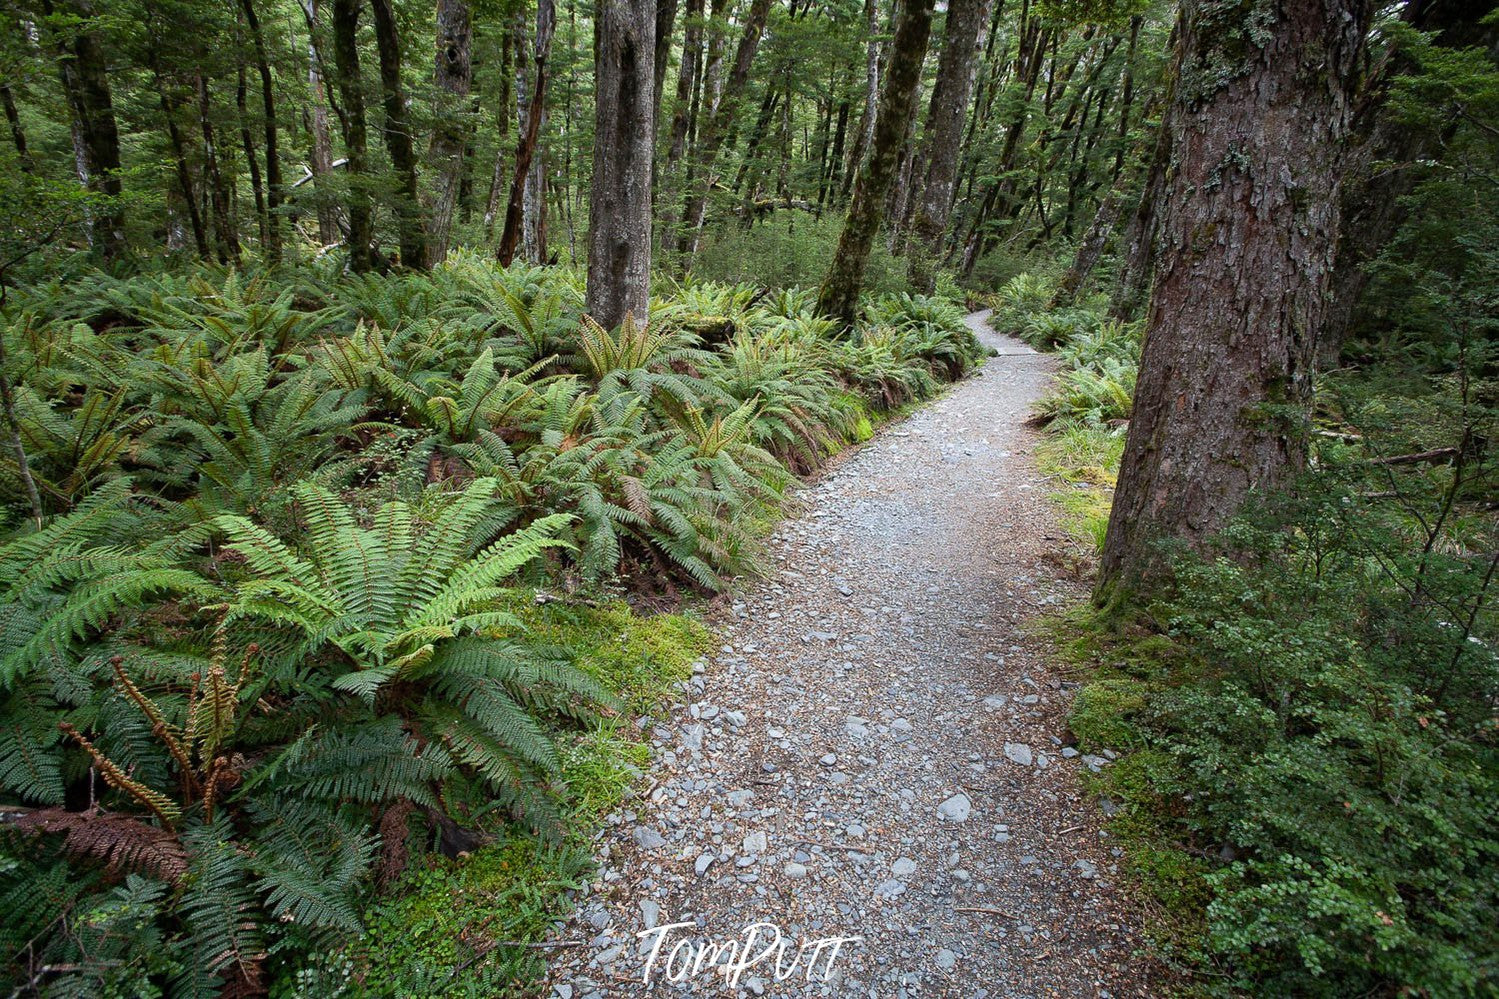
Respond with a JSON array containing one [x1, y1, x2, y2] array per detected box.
[[675, 0, 774, 261], [499, 0, 555, 266], [1096, 0, 1372, 597], [906, 0, 992, 292], [331, 0, 376, 272], [425, 0, 472, 265], [816, 0, 935, 326], [239, 0, 283, 263], [586, 0, 655, 329], [44, 0, 127, 261], [371, 0, 426, 268]]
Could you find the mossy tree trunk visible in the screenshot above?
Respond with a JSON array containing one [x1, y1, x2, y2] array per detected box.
[[907, 0, 993, 293], [331, 0, 376, 272], [816, 0, 936, 327], [1096, 0, 1373, 596], [425, 0, 473, 267], [371, 0, 426, 268], [586, 0, 655, 329]]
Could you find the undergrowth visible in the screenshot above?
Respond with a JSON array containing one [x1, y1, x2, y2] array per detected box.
[[0, 256, 979, 993], [1025, 262, 1499, 996]]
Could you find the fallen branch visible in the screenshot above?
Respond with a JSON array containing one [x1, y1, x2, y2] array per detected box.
[[1370, 447, 1460, 466]]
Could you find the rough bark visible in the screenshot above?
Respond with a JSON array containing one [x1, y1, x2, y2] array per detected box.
[[1096, 0, 1373, 597], [906, 0, 992, 292], [816, 0, 935, 326], [239, 0, 283, 263], [424, 0, 472, 266], [586, 0, 655, 329], [331, 0, 376, 272], [499, 0, 555, 266], [371, 0, 425, 268]]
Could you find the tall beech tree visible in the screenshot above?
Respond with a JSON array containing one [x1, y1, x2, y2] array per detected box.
[[906, 0, 991, 293], [816, 0, 935, 326], [425, 0, 473, 266], [499, 0, 555, 267], [1096, 0, 1374, 595], [586, 0, 654, 328], [331, 0, 376, 272], [371, 0, 425, 268], [40, 0, 127, 261]]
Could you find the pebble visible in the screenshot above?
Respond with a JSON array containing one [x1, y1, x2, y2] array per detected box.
[[938, 793, 973, 822], [784, 862, 809, 879]]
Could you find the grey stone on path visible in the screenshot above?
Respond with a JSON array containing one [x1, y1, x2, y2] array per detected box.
[[542, 310, 1148, 997], [939, 793, 973, 822]]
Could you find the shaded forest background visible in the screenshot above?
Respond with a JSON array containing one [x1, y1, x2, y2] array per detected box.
[[0, 0, 1496, 994]]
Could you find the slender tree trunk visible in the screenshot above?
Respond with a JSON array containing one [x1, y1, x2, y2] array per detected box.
[[1319, 4, 1498, 366], [816, 0, 935, 326], [820, 98, 848, 211], [586, 0, 655, 328], [1107, 94, 1169, 319], [197, 73, 240, 264], [371, 0, 426, 267], [653, 0, 679, 123], [425, 0, 472, 265], [657, 0, 704, 246], [842, 0, 883, 199], [236, 62, 270, 250], [1096, 0, 1373, 596], [483, 26, 515, 239], [1051, 187, 1123, 307], [43, 0, 127, 261], [331, 0, 376, 271], [1, 85, 34, 173], [238, 0, 282, 263], [152, 69, 212, 259], [499, 0, 555, 266], [906, 0, 991, 292], [302, 0, 342, 244], [676, 0, 774, 261]]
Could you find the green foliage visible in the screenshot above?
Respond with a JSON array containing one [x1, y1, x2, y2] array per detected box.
[[0, 257, 981, 993]]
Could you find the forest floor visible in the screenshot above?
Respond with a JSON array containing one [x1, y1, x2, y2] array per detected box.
[[542, 312, 1157, 997]]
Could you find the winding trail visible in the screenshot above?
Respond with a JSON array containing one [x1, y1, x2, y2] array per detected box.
[[545, 312, 1152, 997]]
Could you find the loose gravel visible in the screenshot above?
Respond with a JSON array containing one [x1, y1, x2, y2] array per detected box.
[[543, 312, 1155, 997]]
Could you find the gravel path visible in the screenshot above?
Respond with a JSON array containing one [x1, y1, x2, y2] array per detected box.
[[544, 312, 1152, 997]]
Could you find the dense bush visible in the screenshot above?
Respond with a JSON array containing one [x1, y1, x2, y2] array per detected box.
[[0, 256, 979, 992]]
